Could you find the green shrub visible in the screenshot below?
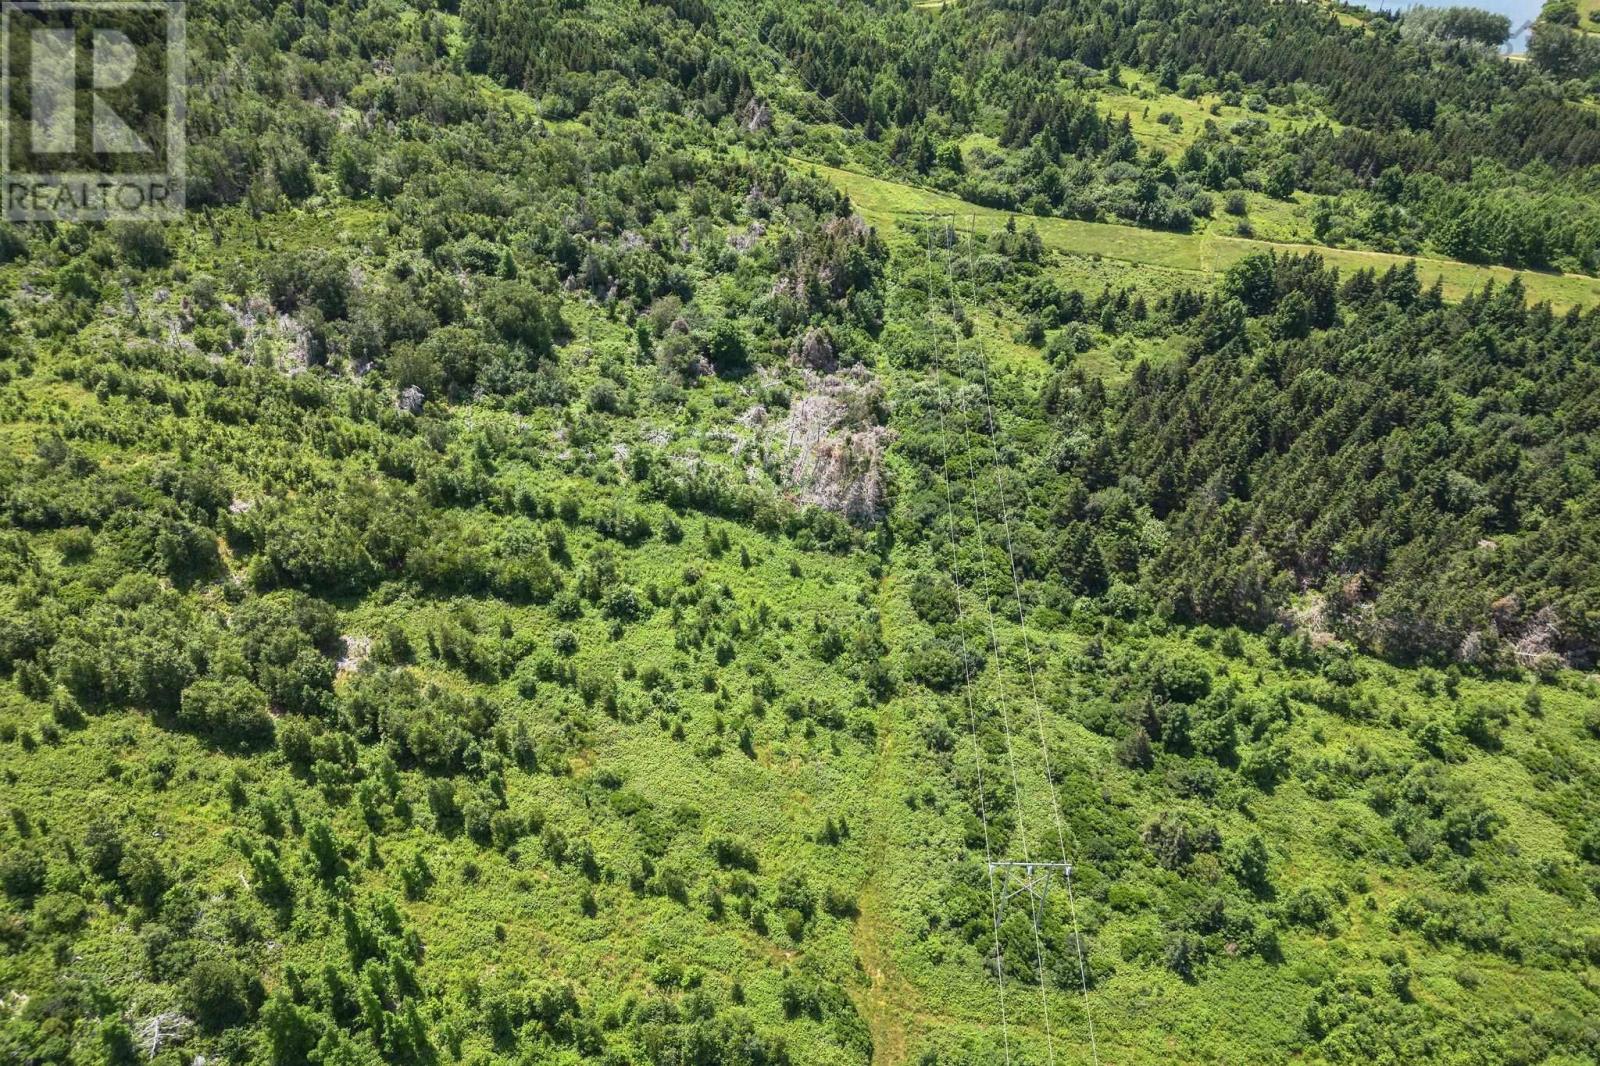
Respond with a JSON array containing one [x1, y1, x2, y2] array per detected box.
[[179, 677, 274, 745], [0, 847, 46, 901], [186, 958, 254, 1031]]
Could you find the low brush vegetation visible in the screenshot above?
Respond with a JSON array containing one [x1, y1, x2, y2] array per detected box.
[[0, 1, 1597, 1065]]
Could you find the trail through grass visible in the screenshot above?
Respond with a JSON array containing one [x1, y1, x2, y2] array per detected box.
[[851, 575, 917, 1066], [796, 158, 1600, 311]]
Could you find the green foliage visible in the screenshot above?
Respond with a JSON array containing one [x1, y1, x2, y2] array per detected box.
[[179, 676, 274, 746], [186, 957, 256, 1031], [1049, 263, 1600, 663], [0, 846, 45, 901], [0, 2, 1597, 1065]]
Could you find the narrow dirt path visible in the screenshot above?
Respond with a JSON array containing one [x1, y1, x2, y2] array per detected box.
[[853, 740, 912, 1064], [850, 575, 921, 1066]]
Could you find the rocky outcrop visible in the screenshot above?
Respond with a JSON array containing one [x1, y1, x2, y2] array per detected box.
[[396, 385, 425, 414], [741, 97, 772, 133], [774, 367, 893, 524], [791, 327, 837, 373]]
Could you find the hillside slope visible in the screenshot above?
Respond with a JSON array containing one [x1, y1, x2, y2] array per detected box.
[[0, 2, 1598, 1065]]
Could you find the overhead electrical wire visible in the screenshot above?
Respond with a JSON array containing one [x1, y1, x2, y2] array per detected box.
[[715, 6, 1104, 1060], [957, 215, 1101, 1066], [922, 220, 1014, 1066], [936, 215, 1060, 1065]]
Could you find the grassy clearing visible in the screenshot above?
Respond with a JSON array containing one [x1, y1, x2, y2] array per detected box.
[[960, 83, 1330, 245], [798, 158, 1600, 311], [1089, 72, 1342, 153]]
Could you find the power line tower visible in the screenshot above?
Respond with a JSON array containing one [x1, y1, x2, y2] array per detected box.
[[989, 860, 1076, 949], [989, 861, 1074, 923]]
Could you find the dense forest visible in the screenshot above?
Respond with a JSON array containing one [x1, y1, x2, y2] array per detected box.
[[0, 1, 1598, 1064]]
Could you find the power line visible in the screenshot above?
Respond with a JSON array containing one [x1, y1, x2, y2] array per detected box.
[[719, 8, 1101, 1059], [921, 221, 1014, 1065], [936, 215, 1060, 1066], [958, 215, 1100, 1066]]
